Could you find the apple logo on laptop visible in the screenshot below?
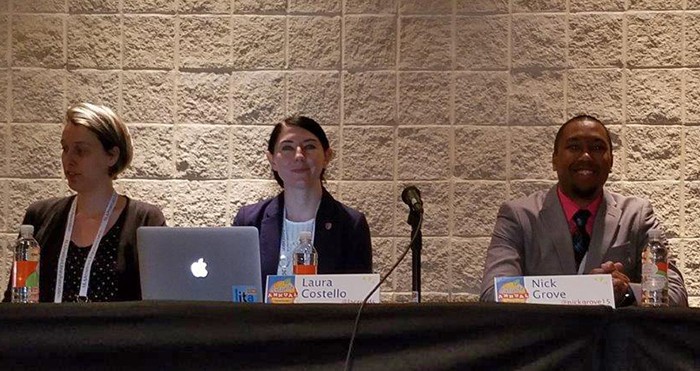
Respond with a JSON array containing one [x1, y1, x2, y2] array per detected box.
[[190, 258, 208, 278]]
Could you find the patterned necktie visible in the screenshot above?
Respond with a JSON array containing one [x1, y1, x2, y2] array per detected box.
[[572, 209, 592, 270]]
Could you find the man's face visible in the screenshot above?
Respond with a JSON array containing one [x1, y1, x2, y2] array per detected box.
[[552, 119, 613, 203]]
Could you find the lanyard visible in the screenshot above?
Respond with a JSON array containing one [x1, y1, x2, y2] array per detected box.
[[54, 192, 118, 303]]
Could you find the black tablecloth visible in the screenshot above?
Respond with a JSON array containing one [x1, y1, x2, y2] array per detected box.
[[0, 302, 697, 370]]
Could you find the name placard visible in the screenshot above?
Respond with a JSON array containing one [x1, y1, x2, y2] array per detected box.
[[265, 274, 380, 304], [494, 274, 615, 308]]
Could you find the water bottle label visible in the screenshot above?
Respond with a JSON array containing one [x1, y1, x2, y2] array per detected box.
[[13, 261, 39, 288], [293, 264, 317, 275]]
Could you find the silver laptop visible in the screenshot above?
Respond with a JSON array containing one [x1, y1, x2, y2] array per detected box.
[[137, 226, 262, 302]]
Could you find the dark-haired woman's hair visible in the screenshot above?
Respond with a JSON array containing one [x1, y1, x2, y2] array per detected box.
[[267, 116, 330, 187]]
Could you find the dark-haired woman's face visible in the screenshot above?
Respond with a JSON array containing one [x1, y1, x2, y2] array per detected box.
[[266, 125, 331, 190]]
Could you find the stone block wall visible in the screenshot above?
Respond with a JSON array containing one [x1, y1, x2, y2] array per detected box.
[[1, 0, 699, 305]]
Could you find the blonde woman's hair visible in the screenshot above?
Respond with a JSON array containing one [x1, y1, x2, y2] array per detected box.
[[65, 103, 133, 178]]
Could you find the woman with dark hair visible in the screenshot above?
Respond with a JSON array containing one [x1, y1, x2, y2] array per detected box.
[[3, 103, 165, 302], [233, 116, 372, 283]]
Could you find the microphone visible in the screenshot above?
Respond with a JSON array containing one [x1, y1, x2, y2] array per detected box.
[[401, 186, 423, 214]]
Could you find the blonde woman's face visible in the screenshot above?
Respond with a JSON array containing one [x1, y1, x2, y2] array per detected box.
[[61, 123, 118, 192]]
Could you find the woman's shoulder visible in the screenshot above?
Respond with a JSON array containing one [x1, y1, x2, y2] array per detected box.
[[26, 196, 73, 216], [124, 197, 166, 224], [235, 195, 280, 221], [322, 191, 366, 221]]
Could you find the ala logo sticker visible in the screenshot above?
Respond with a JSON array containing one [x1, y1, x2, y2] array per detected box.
[[190, 258, 208, 278]]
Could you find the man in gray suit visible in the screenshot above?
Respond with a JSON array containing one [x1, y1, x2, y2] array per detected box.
[[480, 115, 688, 306]]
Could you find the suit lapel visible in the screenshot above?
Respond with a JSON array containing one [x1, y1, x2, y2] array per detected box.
[[314, 190, 339, 272], [259, 194, 283, 279], [540, 187, 578, 273], [584, 191, 621, 272]]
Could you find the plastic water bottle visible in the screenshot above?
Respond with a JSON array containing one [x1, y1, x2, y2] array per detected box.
[[293, 231, 318, 275], [641, 229, 668, 307], [12, 225, 40, 303]]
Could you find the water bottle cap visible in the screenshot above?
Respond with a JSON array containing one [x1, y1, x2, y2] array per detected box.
[[19, 224, 34, 238], [648, 229, 662, 240], [298, 231, 312, 242]]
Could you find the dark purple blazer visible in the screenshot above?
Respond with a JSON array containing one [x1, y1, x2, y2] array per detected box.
[[233, 189, 373, 283]]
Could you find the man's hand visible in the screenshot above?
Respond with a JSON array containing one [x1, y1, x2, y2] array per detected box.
[[590, 261, 630, 303]]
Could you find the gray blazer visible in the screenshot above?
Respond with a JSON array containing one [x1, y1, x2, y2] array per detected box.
[[480, 186, 688, 306]]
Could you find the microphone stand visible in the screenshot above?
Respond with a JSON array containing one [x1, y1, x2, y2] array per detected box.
[[407, 209, 422, 303]]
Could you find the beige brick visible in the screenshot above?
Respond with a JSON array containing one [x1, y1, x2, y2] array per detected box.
[[230, 72, 285, 126], [399, 0, 451, 14], [627, 13, 682, 68], [685, 127, 700, 180], [456, 0, 508, 13], [570, 0, 625, 11], [450, 293, 480, 302], [611, 182, 681, 238], [510, 126, 558, 180], [0, 125, 7, 176], [343, 71, 395, 125], [180, 16, 230, 69], [455, 127, 507, 180], [338, 181, 395, 236], [345, 0, 396, 13], [514, 0, 565, 11], [14, 0, 65, 12], [0, 70, 6, 122], [399, 17, 451, 70], [289, 0, 340, 13], [7, 179, 70, 231], [681, 239, 700, 295], [231, 16, 285, 69], [626, 126, 681, 181], [341, 126, 394, 180], [453, 181, 508, 236], [232, 0, 286, 13], [122, 125, 174, 179], [452, 237, 490, 293], [12, 69, 64, 123], [344, 16, 395, 70], [567, 69, 623, 124], [456, 16, 508, 70], [394, 237, 450, 292], [455, 72, 508, 126], [605, 125, 624, 181], [629, 0, 682, 9], [691, 0, 700, 9], [12, 15, 64, 68], [171, 180, 229, 226], [8, 124, 62, 178], [397, 127, 450, 180], [287, 72, 340, 125], [123, 0, 177, 12], [229, 180, 281, 219], [0, 16, 7, 67], [67, 15, 120, 69], [512, 14, 567, 69], [68, 0, 119, 12], [122, 71, 175, 124], [399, 72, 450, 126], [369, 237, 395, 289], [0, 235, 13, 287], [394, 181, 450, 237], [179, 0, 229, 13], [509, 70, 564, 126], [509, 180, 556, 200], [66, 70, 120, 108], [231, 126, 272, 179], [569, 14, 623, 68], [288, 16, 340, 69], [178, 72, 230, 125], [123, 16, 175, 69], [321, 126, 339, 181], [627, 69, 682, 124], [688, 15, 700, 67], [687, 70, 700, 124], [175, 125, 229, 179], [115, 179, 175, 222]]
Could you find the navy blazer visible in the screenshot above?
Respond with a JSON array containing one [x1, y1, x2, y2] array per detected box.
[[233, 189, 373, 283]]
